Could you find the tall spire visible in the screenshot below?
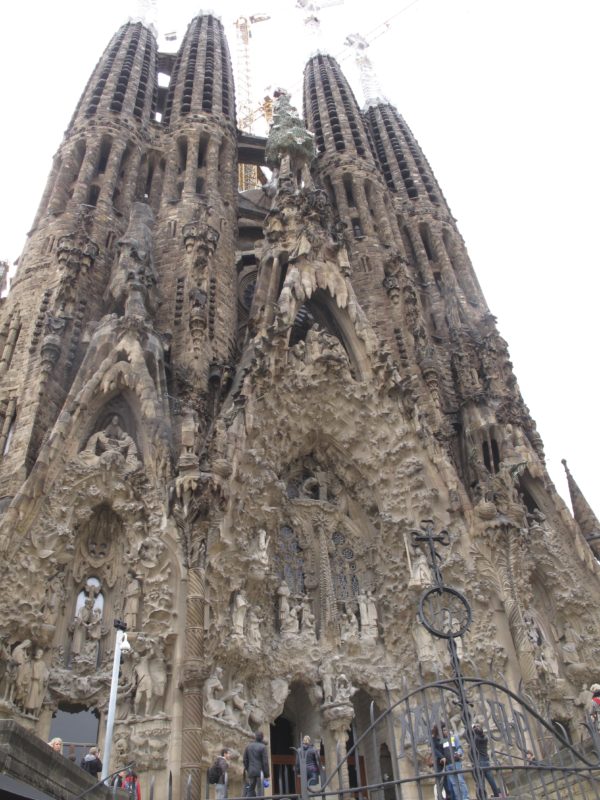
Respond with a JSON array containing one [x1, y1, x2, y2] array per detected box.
[[562, 459, 600, 550]]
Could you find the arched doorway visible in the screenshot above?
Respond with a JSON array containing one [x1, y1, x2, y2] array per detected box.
[[270, 684, 322, 795]]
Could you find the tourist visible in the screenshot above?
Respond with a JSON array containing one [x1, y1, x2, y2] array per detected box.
[[430, 725, 455, 800], [243, 730, 270, 797], [441, 724, 470, 800], [122, 769, 142, 800], [48, 737, 63, 754], [80, 746, 103, 779], [296, 735, 321, 787], [214, 748, 231, 799], [471, 724, 502, 797], [590, 684, 600, 728]]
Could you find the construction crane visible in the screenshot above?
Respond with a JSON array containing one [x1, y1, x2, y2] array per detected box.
[[234, 14, 271, 190]]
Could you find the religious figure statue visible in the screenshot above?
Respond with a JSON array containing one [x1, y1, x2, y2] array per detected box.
[[281, 603, 300, 637], [253, 529, 270, 567], [300, 596, 316, 637], [204, 667, 226, 718], [12, 640, 31, 709], [334, 673, 356, 704], [247, 609, 262, 649], [408, 549, 432, 590], [147, 639, 167, 716], [277, 581, 292, 630], [42, 574, 65, 626], [357, 591, 378, 640], [232, 591, 248, 637], [340, 610, 359, 643], [81, 607, 103, 666], [223, 682, 248, 726], [83, 415, 140, 472], [25, 649, 49, 716], [123, 572, 141, 631], [71, 598, 95, 659]]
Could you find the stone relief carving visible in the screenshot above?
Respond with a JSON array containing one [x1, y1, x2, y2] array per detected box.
[[56, 232, 99, 310], [108, 202, 158, 319], [81, 415, 140, 473]]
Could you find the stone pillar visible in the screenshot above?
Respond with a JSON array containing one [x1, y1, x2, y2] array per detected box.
[[206, 137, 220, 187], [98, 141, 127, 207], [180, 564, 207, 798], [184, 135, 201, 199], [322, 703, 355, 794], [353, 182, 375, 237], [71, 143, 101, 205]]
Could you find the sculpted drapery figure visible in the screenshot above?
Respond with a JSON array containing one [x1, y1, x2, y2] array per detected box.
[[25, 649, 49, 715], [232, 591, 248, 637], [83, 415, 140, 471], [12, 640, 31, 708], [357, 590, 378, 639], [123, 572, 141, 631], [71, 597, 95, 658], [204, 667, 226, 718]]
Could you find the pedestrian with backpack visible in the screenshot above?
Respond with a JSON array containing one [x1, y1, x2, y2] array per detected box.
[[208, 748, 231, 799]]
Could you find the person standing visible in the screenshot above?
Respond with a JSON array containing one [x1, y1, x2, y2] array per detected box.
[[441, 724, 470, 800], [431, 725, 455, 800], [243, 731, 270, 797], [80, 746, 103, 779], [215, 748, 232, 800], [471, 724, 502, 797], [122, 770, 141, 800], [296, 735, 321, 787]]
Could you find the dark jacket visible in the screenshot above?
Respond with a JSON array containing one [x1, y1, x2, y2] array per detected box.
[[297, 743, 320, 774], [216, 756, 229, 785], [243, 740, 270, 778], [472, 728, 489, 760], [431, 734, 446, 771], [81, 753, 103, 777]]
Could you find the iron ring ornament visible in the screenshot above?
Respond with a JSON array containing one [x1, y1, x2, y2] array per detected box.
[[418, 585, 472, 639]]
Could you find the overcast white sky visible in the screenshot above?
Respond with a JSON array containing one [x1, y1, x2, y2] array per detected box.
[[0, 0, 598, 517]]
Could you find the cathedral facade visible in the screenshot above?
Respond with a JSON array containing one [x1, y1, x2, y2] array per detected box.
[[0, 11, 599, 799]]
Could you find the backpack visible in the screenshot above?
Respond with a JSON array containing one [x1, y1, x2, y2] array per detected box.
[[208, 758, 223, 784]]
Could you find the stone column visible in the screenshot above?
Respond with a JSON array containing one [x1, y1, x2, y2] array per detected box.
[[322, 703, 355, 794], [180, 564, 207, 798], [184, 135, 201, 199], [71, 143, 102, 205], [206, 137, 220, 188], [98, 141, 127, 207]]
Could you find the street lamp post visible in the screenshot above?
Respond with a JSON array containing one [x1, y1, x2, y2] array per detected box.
[[101, 619, 131, 782]]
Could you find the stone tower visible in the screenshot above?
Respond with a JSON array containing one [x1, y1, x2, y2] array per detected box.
[[1, 12, 599, 799]]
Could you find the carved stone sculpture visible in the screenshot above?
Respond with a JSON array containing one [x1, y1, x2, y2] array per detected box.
[[71, 598, 95, 659], [247, 609, 262, 649], [12, 640, 32, 709], [108, 202, 158, 319], [340, 610, 359, 642], [25, 648, 49, 715], [357, 591, 378, 640], [123, 572, 142, 631], [204, 667, 226, 718], [232, 591, 248, 637], [82, 415, 140, 472]]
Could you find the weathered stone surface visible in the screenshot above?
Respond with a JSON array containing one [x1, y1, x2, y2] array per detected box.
[[0, 10, 599, 800]]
